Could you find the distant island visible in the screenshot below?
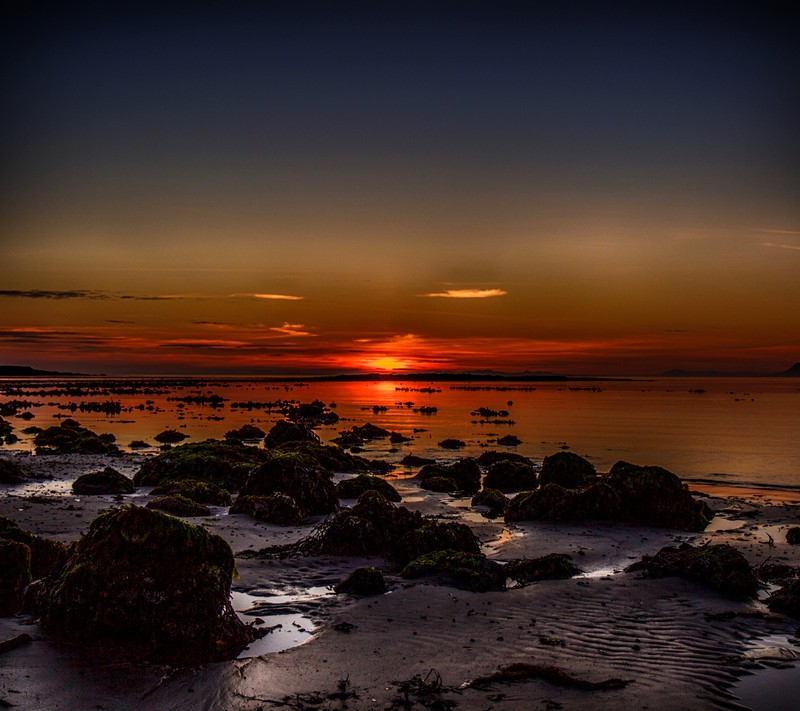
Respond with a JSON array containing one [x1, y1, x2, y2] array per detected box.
[[663, 363, 800, 378], [0, 365, 84, 376]]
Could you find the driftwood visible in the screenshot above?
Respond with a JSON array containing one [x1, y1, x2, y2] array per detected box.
[[467, 662, 633, 691], [0, 633, 32, 655]]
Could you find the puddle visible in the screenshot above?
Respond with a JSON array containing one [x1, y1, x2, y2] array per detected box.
[[734, 634, 800, 710], [231, 586, 332, 658], [576, 566, 619, 579], [705, 517, 746, 532]]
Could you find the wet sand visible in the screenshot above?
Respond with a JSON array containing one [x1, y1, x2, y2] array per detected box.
[[2, 451, 800, 710]]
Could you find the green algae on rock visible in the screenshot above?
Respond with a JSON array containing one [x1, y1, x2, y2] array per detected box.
[[39, 505, 256, 665], [471, 487, 509, 518], [34, 419, 120, 455], [335, 474, 401, 502], [145, 494, 211, 517], [417, 458, 481, 494], [0, 539, 31, 615], [334, 566, 387, 596], [72, 467, 135, 495], [274, 440, 392, 474], [504, 554, 580, 584], [0, 515, 67, 581], [391, 521, 481, 567], [150, 478, 232, 506], [229, 493, 303, 525], [402, 550, 506, 592]]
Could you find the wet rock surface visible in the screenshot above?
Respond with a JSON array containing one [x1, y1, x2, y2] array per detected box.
[[402, 550, 506, 592], [504, 553, 580, 584], [72, 467, 135, 495], [335, 474, 401, 502], [471, 488, 509, 517], [0, 458, 28, 484]]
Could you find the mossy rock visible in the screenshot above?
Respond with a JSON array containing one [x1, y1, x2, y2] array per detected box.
[[0, 515, 67, 580], [538, 452, 595, 489], [484, 460, 537, 493], [334, 566, 387, 596], [224, 424, 266, 441], [504, 554, 580, 584], [274, 440, 391, 474], [33, 419, 120, 455], [767, 578, 800, 617], [626, 543, 758, 599], [0, 458, 28, 484], [335, 474, 401, 502], [402, 550, 506, 592], [150, 479, 232, 506], [72, 467, 135, 495], [471, 488, 509, 517], [418, 458, 481, 494], [239, 451, 337, 517], [133, 439, 270, 489], [438, 438, 466, 449], [229, 494, 302, 526], [153, 429, 189, 444], [476, 451, 534, 468], [785, 527, 800, 545], [0, 539, 31, 616], [146, 495, 211, 517], [420, 476, 459, 493], [40, 505, 255, 664], [265, 420, 320, 447], [391, 521, 481, 567]]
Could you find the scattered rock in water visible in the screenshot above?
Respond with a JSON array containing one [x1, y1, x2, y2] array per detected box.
[[146, 495, 211, 517], [538, 451, 595, 489], [39, 505, 257, 664], [484, 460, 537, 493], [476, 451, 534, 468], [334, 567, 387, 596], [153, 429, 189, 444], [264, 420, 320, 448], [400, 454, 436, 467], [72, 467, 135, 495], [767, 578, 800, 617], [471, 488, 509, 518], [283, 400, 339, 426], [497, 434, 522, 446], [150, 479, 232, 506], [274, 440, 392, 474], [786, 527, 800, 545], [332, 423, 391, 447], [0, 539, 31, 616], [133, 439, 270, 490], [505, 554, 580, 584], [0, 458, 28, 484], [0, 418, 13, 437], [229, 493, 302, 525], [335, 474, 401, 502], [22, 426, 44, 435], [402, 550, 506, 592], [33, 419, 120, 455], [391, 521, 481, 567], [389, 431, 411, 443], [0, 515, 67, 581], [626, 543, 758, 599], [224, 424, 266, 441], [437, 438, 466, 449], [417, 459, 481, 494], [128, 440, 152, 450]]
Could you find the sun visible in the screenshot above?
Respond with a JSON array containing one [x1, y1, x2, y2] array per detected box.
[[368, 357, 411, 371]]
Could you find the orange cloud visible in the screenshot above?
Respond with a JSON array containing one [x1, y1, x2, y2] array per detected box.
[[269, 322, 314, 337], [418, 288, 507, 298], [235, 293, 304, 300]]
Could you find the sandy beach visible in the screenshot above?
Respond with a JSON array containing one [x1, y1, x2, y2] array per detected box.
[[2, 450, 800, 711]]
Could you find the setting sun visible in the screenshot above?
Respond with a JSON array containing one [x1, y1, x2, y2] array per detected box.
[[367, 357, 411, 371]]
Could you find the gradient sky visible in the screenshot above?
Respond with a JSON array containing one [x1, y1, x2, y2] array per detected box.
[[1, 2, 798, 375]]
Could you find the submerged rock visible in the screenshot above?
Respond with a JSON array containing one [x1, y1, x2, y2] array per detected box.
[[146, 495, 211, 517], [334, 567, 387, 596], [150, 479, 232, 506], [484, 460, 537, 493], [505, 554, 580, 584], [264, 420, 319, 447], [34, 419, 120, 455], [767, 578, 800, 617], [72, 467, 135, 495], [224, 424, 266, 441], [417, 459, 481, 494], [133, 439, 270, 489], [402, 550, 506, 592], [335, 474, 401, 502], [0, 539, 31, 616], [153, 429, 189, 444], [438, 438, 466, 449], [0, 515, 67, 581], [538, 452, 595, 489], [229, 494, 302, 526], [39, 505, 256, 664], [0, 458, 28, 484], [626, 543, 758, 599]]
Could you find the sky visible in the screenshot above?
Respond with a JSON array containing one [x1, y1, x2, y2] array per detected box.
[[1, 1, 798, 376]]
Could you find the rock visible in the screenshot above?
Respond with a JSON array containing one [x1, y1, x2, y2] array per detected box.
[[128, 440, 152, 450], [146, 495, 211, 517], [477, 451, 534, 468], [274, 440, 391, 474], [334, 567, 387, 596], [505, 554, 580, 583], [391, 521, 481, 567], [72, 467, 135, 495], [335, 474, 401, 502], [264, 420, 319, 447], [229, 493, 303, 525], [22, 426, 44, 435], [0, 515, 67, 580], [400, 454, 436, 467], [224, 424, 266, 441], [497, 434, 522, 446], [153, 429, 189, 444], [767, 578, 800, 617], [0, 458, 27, 484], [0, 539, 31, 616], [484, 460, 537, 493], [417, 459, 481, 494], [33, 419, 120, 455], [389, 432, 411, 443], [39, 505, 256, 664], [0, 418, 12, 437], [539, 452, 595, 489], [150, 479, 232, 506], [420, 476, 459, 492], [237, 450, 337, 517], [438, 438, 466, 449], [786, 527, 800, 545], [332, 423, 390, 446], [402, 550, 506, 592], [283, 400, 339, 426], [133, 439, 270, 489], [626, 543, 758, 599], [471, 488, 509, 517]]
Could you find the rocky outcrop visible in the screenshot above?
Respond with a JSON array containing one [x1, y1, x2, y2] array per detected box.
[[150, 479, 232, 506], [228, 494, 302, 526], [0, 515, 67, 581], [0, 458, 27, 484], [417, 459, 481, 494], [72, 467, 135, 495], [335, 474, 401, 502], [538, 452, 595, 489], [153, 429, 189, 444], [264, 420, 319, 447], [224, 424, 266, 441], [334, 567, 387, 596], [483, 460, 537, 493], [34, 420, 119, 455], [402, 551, 506, 592], [146, 495, 211, 517]]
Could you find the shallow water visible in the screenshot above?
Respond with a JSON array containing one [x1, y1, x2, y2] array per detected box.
[[2, 376, 798, 489]]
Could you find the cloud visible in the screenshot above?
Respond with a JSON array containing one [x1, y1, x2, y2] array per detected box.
[[233, 293, 304, 301], [418, 288, 508, 299], [0, 290, 108, 300], [269, 322, 314, 337], [760, 242, 800, 252]]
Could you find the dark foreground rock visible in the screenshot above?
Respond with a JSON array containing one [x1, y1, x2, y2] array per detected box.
[[229, 494, 303, 525], [0, 539, 31, 615], [505, 554, 580, 584], [39, 505, 257, 664], [150, 479, 232, 506], [146, 495, 211, 517], [0, 515, 67, 581], [417, 459, 481, 494], [33, 419, 119, 455], [538, 452, 595, 489], [483, 459, 537, 493], [265, 420, 320, 447], [471, 488, 509, 518], [274, 441, 392, 474], [626, 543, 758, 599], [335, 474, 402, 502], [402, 550, 506, 592], [334, 567, 387, 596], [72, 467, 135, 495], [767, 578, 800, 617], [0, 457, 28, 484], [390, 521, 481, 567], [786, 527, 800, 545]]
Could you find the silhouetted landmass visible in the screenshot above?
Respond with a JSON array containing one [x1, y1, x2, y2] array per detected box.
[[663, 363, 800, 378], [0, 365, 86, 376]]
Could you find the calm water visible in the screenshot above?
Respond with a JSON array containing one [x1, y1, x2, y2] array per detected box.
[[1, 377, 798, 490]]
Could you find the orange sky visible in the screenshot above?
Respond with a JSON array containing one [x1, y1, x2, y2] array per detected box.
[[1, 5, 798, 376]]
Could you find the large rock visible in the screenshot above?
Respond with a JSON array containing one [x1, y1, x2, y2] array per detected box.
[[767, 578, 800, 617], [0, 539, 31, 616], [402, 551, 506, 592], [0, 516, 67, 581], [334, 567, 387, 596], [626, 543, 758, 599], [0, 458, 27, 484], [72, 467, 135, 495], [417, 459, 481, 494], [538, 452, 595, 489], [39, 505, 256, 664], [133, 439, 270, 490], [483, 460, 537, 493], [471, 488, 509, 518], [229, 494, 302, 526], [150, 479, 232, 506], [224, 424, 266, 441], [391, 521, 481, 567], [264, 420, 319, 447], [273, 441, 392, 474], [335, 474, 401, 502], [34, 420, 119, 455]]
